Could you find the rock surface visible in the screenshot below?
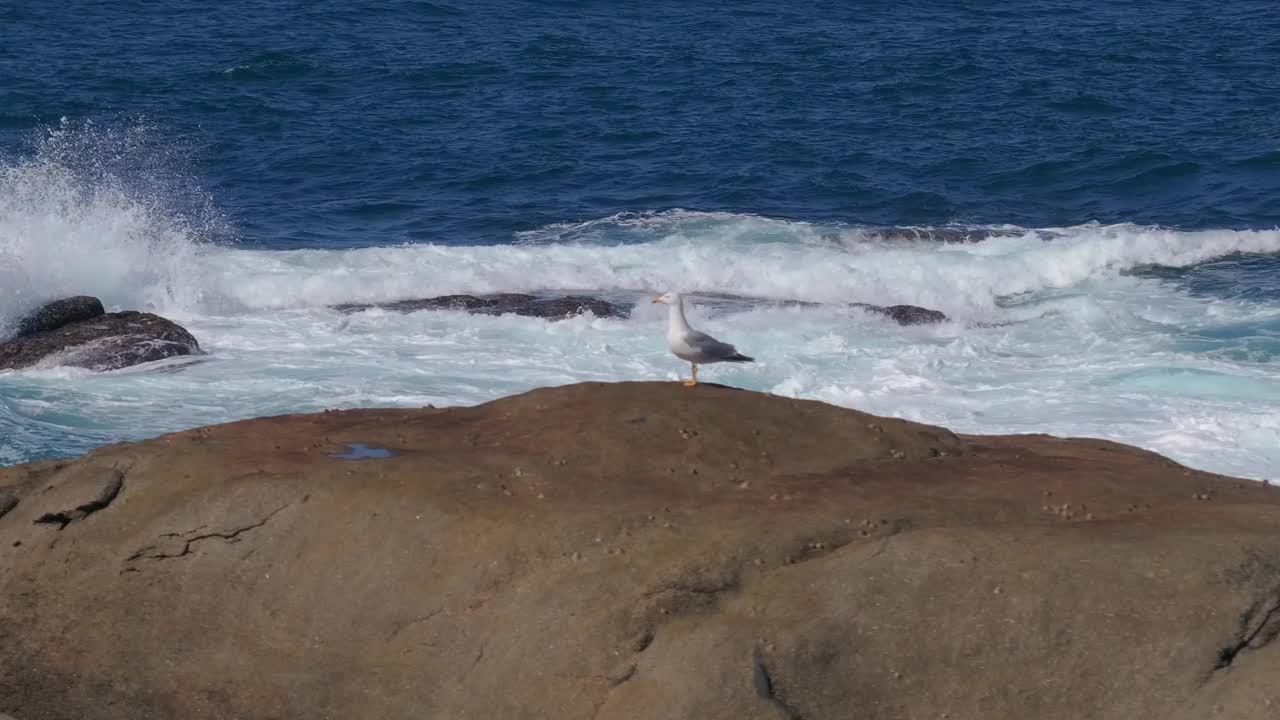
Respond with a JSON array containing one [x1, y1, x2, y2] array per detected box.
[[0, 382, 1277, 719], [771, 299, 949, 325], [850, 302, 949, 325], [13, 296, 106, 338], [0, 310, 200, 372], [331, 292, 948, 325], [862, 226, 1016, 244], [334, 293, 630, 319]]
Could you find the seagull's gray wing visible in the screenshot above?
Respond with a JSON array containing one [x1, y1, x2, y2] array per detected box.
[[684, 329, 742, 359]]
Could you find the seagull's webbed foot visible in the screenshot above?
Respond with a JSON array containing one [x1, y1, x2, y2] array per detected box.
[[682, 379, 698, 387]]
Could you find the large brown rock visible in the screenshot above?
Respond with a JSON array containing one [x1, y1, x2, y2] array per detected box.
[[0, 311, 200, 372], [0, 382, 1277, 719]]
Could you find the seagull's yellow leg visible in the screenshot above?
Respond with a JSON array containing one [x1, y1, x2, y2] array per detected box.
[[683, 363, 698, 387]]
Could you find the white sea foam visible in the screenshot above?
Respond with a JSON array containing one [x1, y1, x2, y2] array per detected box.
[[2, 134, 1278, 478], [15, 215, 1280, 322]]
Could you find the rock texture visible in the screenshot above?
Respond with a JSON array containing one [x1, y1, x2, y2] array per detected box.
[[334, 293, 630, 319], [864, 227, 1013, 244], [13, 296, 106, 338], [331, 292, 951, 326], [1, 382, 1277, 720], [850, 302, 948, 325], [0, 310, 200, 372], [764, 298, 948, 325], [330, 293, 949, 326]]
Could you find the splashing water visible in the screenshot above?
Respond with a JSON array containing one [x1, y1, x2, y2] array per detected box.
[[0, 119, 229, 333]]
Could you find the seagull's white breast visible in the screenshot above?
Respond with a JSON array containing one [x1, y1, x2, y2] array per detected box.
[[666, 328, 702, 362]]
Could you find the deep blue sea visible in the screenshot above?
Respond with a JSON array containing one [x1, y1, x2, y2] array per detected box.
[[2, 1, 1278, 478]]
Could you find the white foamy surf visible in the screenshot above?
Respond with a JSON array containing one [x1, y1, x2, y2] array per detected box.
[[2, 132, 1278, 479]]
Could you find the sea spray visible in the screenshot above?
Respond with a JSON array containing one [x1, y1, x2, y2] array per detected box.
[[0, 119, 228, 331]]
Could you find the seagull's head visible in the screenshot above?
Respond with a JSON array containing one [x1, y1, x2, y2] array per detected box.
[[651, 291, 681, 305]]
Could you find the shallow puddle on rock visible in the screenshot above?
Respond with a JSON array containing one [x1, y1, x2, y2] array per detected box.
[[328, 443, 395, 460]]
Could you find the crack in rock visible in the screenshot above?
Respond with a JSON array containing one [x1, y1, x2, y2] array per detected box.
[[126, 505, 289, 562], [753, 649, 806, 720], [468, 640, 487, 675], [385, 609, 444, 642], [1215, 589, 1280, 671], [606, 664, 637, 687], [33, 468, 125, 530]]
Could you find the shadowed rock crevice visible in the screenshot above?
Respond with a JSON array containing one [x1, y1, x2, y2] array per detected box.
[[33, 469, 125, 530], [754, 650, 806, 720], [1215, 590, 1280, 671], [0, 492, 17, 521]]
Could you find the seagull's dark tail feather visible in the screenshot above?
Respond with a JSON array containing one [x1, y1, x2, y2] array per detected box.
[[727, 353, 754, 362]]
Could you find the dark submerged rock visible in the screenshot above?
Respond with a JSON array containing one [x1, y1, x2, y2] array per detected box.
[[333, 291, 944, 325], [864, 226, 1010, 243], [14, 296, 105, 337], [773, 298, 948, 325], [851, 302, 949, 325], [334, 293, 630, 320], [0, 311, 200, 372], [698, 294, 950, 326]]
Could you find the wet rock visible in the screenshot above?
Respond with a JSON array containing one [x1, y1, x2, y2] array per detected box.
[[733, 295, 948, 325], [851, 302, 949, 325], [864, 226, 1011, 243], [737, 297, 949, 325], [333, 293, 630, 319], [0, 311, 200, 372], [13, 296, 105, 337]]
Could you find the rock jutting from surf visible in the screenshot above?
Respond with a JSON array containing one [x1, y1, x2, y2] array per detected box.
[[332, 293, 631, 320], [331, 293, 950, 326], [0, 296, 200, 373]]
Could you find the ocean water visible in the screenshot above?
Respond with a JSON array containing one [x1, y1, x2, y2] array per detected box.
[[1, 1, 1278, 479]]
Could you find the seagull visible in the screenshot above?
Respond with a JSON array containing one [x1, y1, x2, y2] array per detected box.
[[651, 291, 754, 386]]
